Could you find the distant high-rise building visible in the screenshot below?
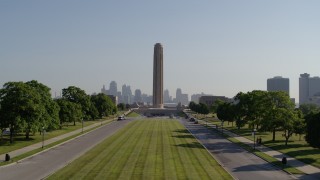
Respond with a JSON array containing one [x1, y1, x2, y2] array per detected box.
[[180, 94, 189, 106], [101, 85, 107, 95], [299, 73, 320, 105], [134, 89, 142, 103], [191, 93, 209, 104], [109, 81, 118, 96], [163, 89, 171, 103], [299, 73, 310, 104], [267, 76, 289, 95], [176, 88, 182, 103], [122, 84, 133, 104]]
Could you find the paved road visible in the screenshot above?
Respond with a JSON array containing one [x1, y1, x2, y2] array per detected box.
[[0, 119, 133, 180], [180, 119, 297, 180]]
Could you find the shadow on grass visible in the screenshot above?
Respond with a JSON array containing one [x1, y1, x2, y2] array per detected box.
[[175, 142, 205, 149], [172, 135, 194, 139], [173, 129, 190, 134]]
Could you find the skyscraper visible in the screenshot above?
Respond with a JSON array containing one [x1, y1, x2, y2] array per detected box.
[[267, 76, 290, 95], [299, 73, 310, 104], [109, 81, 117, 96], [134, 89, 142, 103], [299, 73, 320, 105], [163, 89, 171, 103], [153, 43, 164, 108], [176, 88, 182, 103]]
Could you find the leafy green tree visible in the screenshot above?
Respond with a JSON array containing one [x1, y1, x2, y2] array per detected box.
[[261, 91, 295, 141], [62, 86, 91, 120], [281, 109, 303, 145], [198, 103, 209, 115], [217, 102, 233, 124], [293, 110, 306, 141], [189, 101, 197, 112], [305, 112, 320, 148], [55, 98, 82, 127], [91, 93, 117, 118], [0, 82, 43, 141], [26, 80, 60, 131], [299, 103, 320, 117], [117, 103, 126, 111], [233, 92, 249, 129]]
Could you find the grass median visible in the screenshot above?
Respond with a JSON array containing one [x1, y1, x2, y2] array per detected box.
[[49, 119, 232, 179]]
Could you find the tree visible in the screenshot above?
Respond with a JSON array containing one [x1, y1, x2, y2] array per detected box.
[[217, 102, 234, 125], [261, 91, 295, 142], [117, 103, 126, 111], [91, 93, 117, 118], [55, 98, 82, 127], [26, 80, 60, 131], [305, 112, 320, 148], [0, 82, 43, 141], [233, 92, 249, 129], [198, 103, 209, 115], [281, 109, 303, 146], [62, 86, 91, 120], [299, 103, 320, 117]]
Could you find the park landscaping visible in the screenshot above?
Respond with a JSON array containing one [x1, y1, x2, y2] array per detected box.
[[205, 118, 320, 168], [49, 119, 232, 180]]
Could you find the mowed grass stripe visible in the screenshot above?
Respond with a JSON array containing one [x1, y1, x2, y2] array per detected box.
[[171, 122, 200, 178], [162, 120, 178, 180], [131, 121, 154, 178], [168, 123, 187, 179], [83, 121, 142, 179], [143, 120, 159, 179], [49, 119, 232, 180], [117, 121, 151, 179]]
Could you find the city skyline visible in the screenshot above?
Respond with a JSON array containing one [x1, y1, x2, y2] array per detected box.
[[1, 1, 320, 102]]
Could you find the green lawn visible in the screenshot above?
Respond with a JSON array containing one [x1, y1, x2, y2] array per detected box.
[[49, 119, 232, 180], [0, 118, 113, 155], [207, 119, 320, 168], [126, 111, 141, 117]]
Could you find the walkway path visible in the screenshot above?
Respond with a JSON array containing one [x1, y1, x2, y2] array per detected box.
[[197, 119, 320, 180], [1, 118, 116, 162]]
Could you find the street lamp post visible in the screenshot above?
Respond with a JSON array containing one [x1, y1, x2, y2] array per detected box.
[[252, 128, 256, 150], [42, 126, 44, 149]]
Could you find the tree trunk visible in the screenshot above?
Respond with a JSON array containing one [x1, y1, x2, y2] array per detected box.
[[26, 130, 30, 139], [74, 120, 76, 126], [1, 130, 3, 141], [10, 127, 14, 144], [272, 128, 276, 141]]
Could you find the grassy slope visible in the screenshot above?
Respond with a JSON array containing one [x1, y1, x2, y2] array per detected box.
[[49, 119, 232, 180]]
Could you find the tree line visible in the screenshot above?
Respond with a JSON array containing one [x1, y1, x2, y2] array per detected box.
[[190, 90, 320, 148], [0, 80, 117, 143]]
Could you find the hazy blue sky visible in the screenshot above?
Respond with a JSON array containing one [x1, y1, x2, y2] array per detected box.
[[1, 1, 320, 102]]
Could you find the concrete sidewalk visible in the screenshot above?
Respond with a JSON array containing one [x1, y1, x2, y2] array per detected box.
[[198, 119, 320, 177], [1, 118, 116, 162]]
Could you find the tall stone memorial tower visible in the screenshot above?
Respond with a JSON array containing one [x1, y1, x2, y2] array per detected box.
[[153, 43, 164, 108]]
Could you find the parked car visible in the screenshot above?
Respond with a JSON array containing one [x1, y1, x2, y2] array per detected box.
[[118, 116, 124, 121], [194, 120, 198, 124], [189, 118, 195, 122]]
